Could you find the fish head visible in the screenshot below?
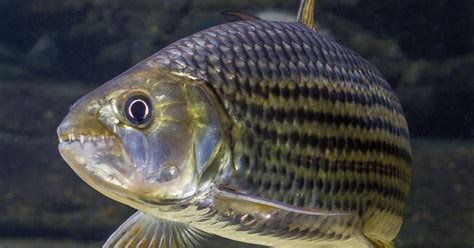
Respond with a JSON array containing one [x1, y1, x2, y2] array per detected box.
[[57, 66, 227, 209]]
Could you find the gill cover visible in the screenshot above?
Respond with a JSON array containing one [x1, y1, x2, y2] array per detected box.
[[58, 70, 226, 206], [107, 77, 225, 201]]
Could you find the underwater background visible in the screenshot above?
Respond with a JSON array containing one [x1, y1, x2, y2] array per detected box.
[[0, 0, 472, 247]]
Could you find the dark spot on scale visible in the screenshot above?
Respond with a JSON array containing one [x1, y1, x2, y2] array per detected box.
[[350, 181, 357, 191], [305, 177, 314, 190], [324, 182, 331, 194], [279, 133, 288, 144], [263, 180, 271, 190], [301, 85, 309, 97], [351, 202, 358, 211], [366, 182, 374, 192], [333, 180, 341, 193], [342, 181, 350, 192], [329, 90, 337, 103], [316, 178, 323, 190], [356, 183, 365, 193], [358, 207, 364, 217], [281, 87, 290, 98], [309, 86, 320, 99], [270, 85, 279, 96], [297, 197, 305, 207], [319, 137, 328, 150], [289, 171, 295, 181], [295, 108, 305, 124], [272, 181, 281, 191], [320, 87, 329, 100], [269, 129, 277, 142], [292, 87, 300, 100], [295, 176, 304, 190], [285, 109, 295, 120], [275, 108, 285, 122], [290, 131, 299, 145]]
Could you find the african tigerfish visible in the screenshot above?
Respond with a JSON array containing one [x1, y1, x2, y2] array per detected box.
[[57, 0, 411, 247]]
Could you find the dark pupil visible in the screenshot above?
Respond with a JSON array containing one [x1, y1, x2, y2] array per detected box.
[[131, 101, 146, 120], [126, 96, 151, 125]]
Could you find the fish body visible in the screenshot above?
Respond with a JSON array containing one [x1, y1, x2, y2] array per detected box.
[[57, 1, 410, 247]]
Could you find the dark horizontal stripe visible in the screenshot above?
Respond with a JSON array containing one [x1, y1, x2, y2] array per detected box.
[[240, 100, 407, 139], [246, 169, 406, 210], [248, 121, 411, 163], [235, 99, 409, 139], [235, 79, 403, 114], [241, 145, 410, 185]]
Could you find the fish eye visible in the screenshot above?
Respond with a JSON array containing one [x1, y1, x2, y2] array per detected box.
[[124, 94, 153, 126]]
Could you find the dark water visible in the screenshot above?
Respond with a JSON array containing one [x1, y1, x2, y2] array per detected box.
[[0, 0, 472, 247]]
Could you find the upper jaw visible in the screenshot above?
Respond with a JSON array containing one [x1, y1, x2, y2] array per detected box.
[[58, 132, 115, 145]]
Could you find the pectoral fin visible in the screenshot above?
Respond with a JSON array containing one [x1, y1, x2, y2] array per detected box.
[[213, 186, 352, 217], [104, 211, 209, 248]]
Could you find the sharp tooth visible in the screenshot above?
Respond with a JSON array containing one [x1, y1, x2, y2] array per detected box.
[[80, 135, 85, 145], [71, 134, 76, 141], [68, 134, 73, 143], [113, 125, 117, 133]]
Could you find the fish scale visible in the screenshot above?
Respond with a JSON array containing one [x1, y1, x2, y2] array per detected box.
[[149, 19, 411, 242]]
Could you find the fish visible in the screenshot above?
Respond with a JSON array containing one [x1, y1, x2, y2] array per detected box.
[[57, 0, 411, 247]]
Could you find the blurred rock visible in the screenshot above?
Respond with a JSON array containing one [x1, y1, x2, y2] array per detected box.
[[398, 56, 474, 138], [25, 33, 59, 73], [397, 139, 474, 247]]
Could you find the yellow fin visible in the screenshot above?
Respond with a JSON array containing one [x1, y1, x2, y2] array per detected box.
[[104, 211, 209, 248], [365, 234, 395, 248], [296, 0, 315, 29], [222, 10, 261, 21]]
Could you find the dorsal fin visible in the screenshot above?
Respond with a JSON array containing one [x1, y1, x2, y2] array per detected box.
[[222, 10, 261, 21], [296, 0, 315, 29]]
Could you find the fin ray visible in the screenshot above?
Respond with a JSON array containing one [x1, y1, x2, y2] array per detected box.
[[104, 211, 210, 248], [297, 0, 315, 29]]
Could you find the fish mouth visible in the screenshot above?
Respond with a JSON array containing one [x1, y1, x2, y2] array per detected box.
[[58, 132, 137, 202], [57, 131, 194, 207]]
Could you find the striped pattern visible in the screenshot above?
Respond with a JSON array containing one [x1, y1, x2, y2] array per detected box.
[[149, 20, 411, 243]]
